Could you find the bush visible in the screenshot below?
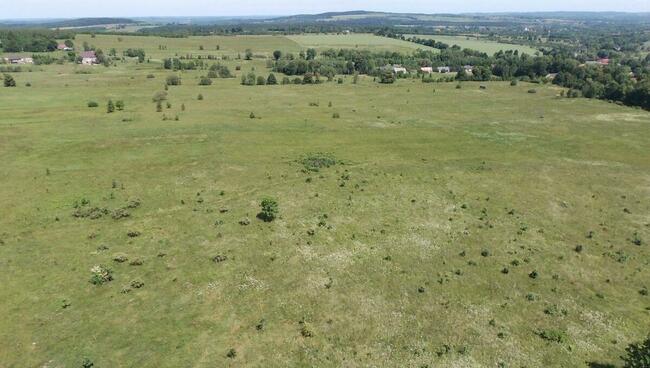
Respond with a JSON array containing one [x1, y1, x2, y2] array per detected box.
[[146, 74, 155, 79], [536, 329, 567, 343], [115, 100, 124, 111], [256, 76, 266, 85], [197, 94, 204, 100], [300, 153, 338, 172], [87, 101, 99, 108], [166, 75, 181, 86], [3, 74, 16, 87], [89, 265, 113, 285], [379, 71, 395, 84], [257, 197, 278, 222], [510, 79, 518, 86], [332, 112, 340, 119], [293, 77, 302, 85], [267, 73, 277, 85], [622, 335, 650, 368], [107, 100, 115, 113], [528, 89, 537, 94], [198, 76, 212, 86], [281, 76, 290, 85]]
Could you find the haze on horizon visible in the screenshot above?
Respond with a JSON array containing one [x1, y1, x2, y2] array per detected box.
[[3, 0, 649, 19]]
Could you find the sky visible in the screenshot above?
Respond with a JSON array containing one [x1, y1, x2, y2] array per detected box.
[[3, 0, 649, 19]]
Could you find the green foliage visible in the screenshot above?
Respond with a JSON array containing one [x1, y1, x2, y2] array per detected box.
[[3, 74, 16, 87], [107, 100, 115, 113], [198, 76, 212, 86], [537, 329, 568, 343], [241, 72, 256, 86], [89, 265, 113, 285], [300, 153, 338, 172], [257, 197, 278, 222], [166, 75, 181, 86], [256, 75, 266, 85], [623, 335, 650, 368], [267, 73, 277, 85], [115, 100, 124, 111], [379, 71, 395, 84]]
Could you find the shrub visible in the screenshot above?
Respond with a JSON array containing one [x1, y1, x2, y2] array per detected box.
[[241, 72, 256, 86], [166, 75, 181, 86], [300, 153, 338, 172], [379, 71, 395, 84], [267, 73, 277, 85], [152, 91, 168, 103], [456, 84, 462, 89], [3, 74, 16, 87], [332, 112, 340, 119], [197, 94, 204, 100], [256, 76, 266, 85], [536, 329, 567, 343], [249, 112, 256, 119], [281, 76, 290, 85], [107, 100, 115, 113], [87, 101, 99, 108], [622, 335, 650, 368], [510, 79, 518, 86], [115, 100, 124, 111], [293, 77, 302, 84], [89, 265, 113, 285], [528, 89, 537, 94], [258, 197, 278, 222], [198, 76, 212, 86], [146, 74, 155, 79], [226, 348, 237, 359]]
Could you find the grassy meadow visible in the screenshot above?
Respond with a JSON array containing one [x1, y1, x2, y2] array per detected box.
[[405, 34, 539, 55], [0, 34, 649, 368]]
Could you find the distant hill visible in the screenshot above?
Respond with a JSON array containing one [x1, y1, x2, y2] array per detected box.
[[0, 17, 137, 28]]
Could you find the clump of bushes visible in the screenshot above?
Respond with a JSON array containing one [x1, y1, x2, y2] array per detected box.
[[257, 197, 278, 222], [3, 74, 16, 87], [536, 329, 567, 343], [90, 265, 113, 285], [166, 75, 181, 86], [87, 101, 99, 108], [622, 335, 650, 367], [528, 89, 537, 94], [198, 76, 212, 86], [300, 153, 338, 172]]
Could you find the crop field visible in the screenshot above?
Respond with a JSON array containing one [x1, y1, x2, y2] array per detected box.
[[0, 34, 649, 368], [406, 34, 539, 55], [287, 33, 434, 52]]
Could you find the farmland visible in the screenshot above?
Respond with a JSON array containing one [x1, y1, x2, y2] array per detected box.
[[0, 33, 649, 368], [405, 34, 539, 55]]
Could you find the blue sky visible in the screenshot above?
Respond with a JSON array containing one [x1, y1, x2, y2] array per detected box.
[[5, 0, 649, 19]]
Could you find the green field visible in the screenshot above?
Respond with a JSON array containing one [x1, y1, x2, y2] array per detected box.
[[287, 33, 434, 52], [0, 34, 649, 367], [406, 34, 539, 55]]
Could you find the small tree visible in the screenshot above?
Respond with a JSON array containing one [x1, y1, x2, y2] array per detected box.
[[107, 100, 115, 113], [166, 75, 181, 86], [199, 76, 212, 86], [115, 100, 124, 111], [197, 94, 204, 100], [267, 73, 277, 85], [256, 76, 266, 85], [245, 49, 253, 60], [3, 74, 16, 87], [379, 71, 395, 84], [257, 197, 278, 222], [623, 335, 650, 368], [273, 50, 282, 61]]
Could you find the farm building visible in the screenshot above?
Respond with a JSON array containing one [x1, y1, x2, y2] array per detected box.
[[437, 66, 451, 73], [81, 51, 98, 65], [420, 67, 433, 74], [381, 64, 407, 74], [57, 43, 73, 51], [3, 56, 33, 64], [545, 73, 558, 80]]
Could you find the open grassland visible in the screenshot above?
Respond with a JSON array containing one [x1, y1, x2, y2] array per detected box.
[[406, 34, 539, 55], [0, 35, 649, 368], [287, 33, 434, 52]]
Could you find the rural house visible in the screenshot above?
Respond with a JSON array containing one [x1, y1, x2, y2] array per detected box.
[[57, 43, 73, 51], [81, 51, 98, 65], [420, 66, 433, 74], [437, 66, 451, 73]]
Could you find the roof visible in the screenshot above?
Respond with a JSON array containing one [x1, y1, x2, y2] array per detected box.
[[81, 51, 97, 58]]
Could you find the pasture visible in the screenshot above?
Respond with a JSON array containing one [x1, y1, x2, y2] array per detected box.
[[0, 34, 649, 368], [287, 33, 434, 52], [406, 34, 539, 55]]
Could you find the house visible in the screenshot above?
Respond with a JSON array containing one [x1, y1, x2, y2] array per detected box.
[[392, 65, 407, 74], [3, 56, 33, 64], [436, 66, 450, 73], [81, 51, 98, 65], [57, 43, 73, 51], [545, 73, 558, 80], [420, 67, 433, 74], [597, 58, 610, 66]]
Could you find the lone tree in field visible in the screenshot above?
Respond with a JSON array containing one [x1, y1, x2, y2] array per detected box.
[[273, 50, 282, 61], [267, 73, 277, 85], [3, 74, 16, 87], [107, 100, 115, 113], [622, 335, 650, 368], [257, 198, 278, 222], [115, 100, 124, 111], [379, 71, 395, 84], [244, 49, 253, 60]]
